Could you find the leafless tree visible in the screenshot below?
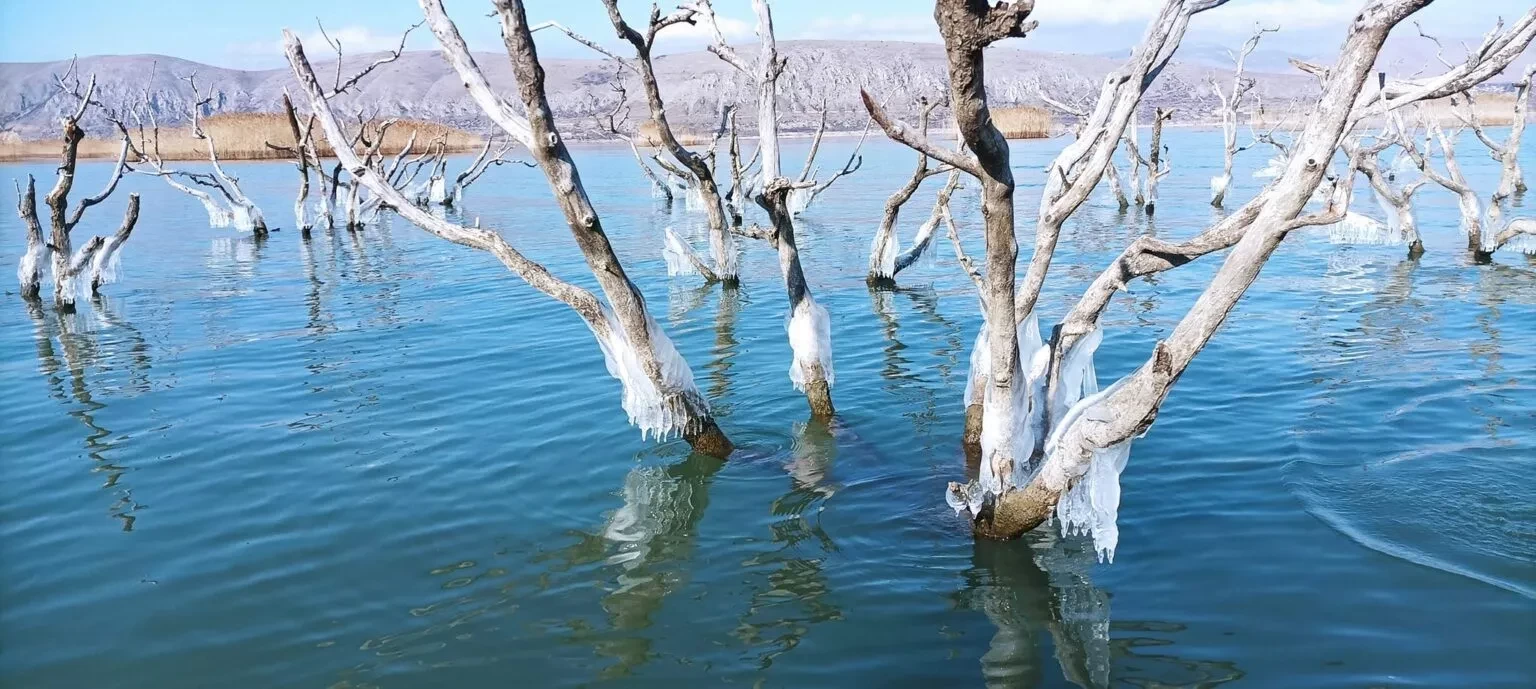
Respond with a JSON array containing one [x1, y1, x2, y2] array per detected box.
[[692, 0, 836, 417], [867, 97, 955, 284], [1454, 63, 1535, 203], [1208, 24, 1276, 208], [537, 3, 740, 284], [867, 0, 1526, 551], [266, 92, 319, 236], [284, 0, 733, 457], [15, 63, 140, 309], [1345, 130, 1428, 256]]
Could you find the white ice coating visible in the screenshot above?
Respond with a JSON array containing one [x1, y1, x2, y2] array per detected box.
[[587, 305, 709, 441], [1041, 374, 1133, 563], [661, 226, 701, 277], [230, 203, 265, 233], [17, 243, 49, 291], [90, 235, 126, 286], [200, 195, 233, 228], [708, 224, 738, 278], [962, 322, 989, 408], [359, 195, 384, 225], [787, 187, 813, 216], [683, 184, 706, 212], [650, 181, 669, 199], [1253, 156, 1285, 179], [869, 227, 900, 279], [428, 176, 448, 205], [786, 296, 834, 392], [1051, 326, 1102, 424], [1488, 218, 1536, 255], [1327, 211, 1398, 245], [975, 313, 1047, 498], [1210, 174, 1230, 198]]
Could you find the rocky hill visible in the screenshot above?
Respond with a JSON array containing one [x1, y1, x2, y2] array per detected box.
[[0, 39, 1352, 142]]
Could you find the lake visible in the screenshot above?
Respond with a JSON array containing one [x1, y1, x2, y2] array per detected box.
[[2, 128, 1533, 688]]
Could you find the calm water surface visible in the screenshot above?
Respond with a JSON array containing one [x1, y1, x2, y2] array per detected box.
[[2, 129, 1533, 688]]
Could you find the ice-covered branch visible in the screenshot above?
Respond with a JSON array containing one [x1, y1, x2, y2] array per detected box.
[[1211, 24, 1277, 208], [289, 3, 733, 457]]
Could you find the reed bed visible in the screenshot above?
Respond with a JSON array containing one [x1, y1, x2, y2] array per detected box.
[[993, 105, 1051, 139], [0, 112, 482, 161]]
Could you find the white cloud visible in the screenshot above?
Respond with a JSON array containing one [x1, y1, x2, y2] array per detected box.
[[654, 15, 753, 49], [798, 14, 939, 43], [229, 25, 411, 63]]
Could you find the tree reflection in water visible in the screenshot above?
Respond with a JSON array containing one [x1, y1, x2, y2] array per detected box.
[[25, 295, 151, 531]]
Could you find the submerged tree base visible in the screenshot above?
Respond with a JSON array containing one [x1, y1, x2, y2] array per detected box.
[[972, 483, 1057, 540]]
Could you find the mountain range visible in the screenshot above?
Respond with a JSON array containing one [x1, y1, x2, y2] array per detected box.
[[0, 37, 1526, 142]]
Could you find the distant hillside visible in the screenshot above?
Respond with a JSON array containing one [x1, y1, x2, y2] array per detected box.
[[0, 39, 1351, 142]]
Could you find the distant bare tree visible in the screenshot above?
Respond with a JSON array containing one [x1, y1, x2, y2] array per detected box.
[[1208, 24, 1276, 208], [15, 62, 139, 309], [284, 0, 734, 456], [693, 0, 837, 417]]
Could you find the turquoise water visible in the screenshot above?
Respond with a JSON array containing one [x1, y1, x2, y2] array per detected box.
[[2, 130, 1533, 688]]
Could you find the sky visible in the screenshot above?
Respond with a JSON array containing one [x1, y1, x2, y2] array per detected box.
[[0, 0, 1529, 69]]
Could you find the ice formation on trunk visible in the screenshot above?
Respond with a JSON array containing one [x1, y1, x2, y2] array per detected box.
[[787, 187, 813, 216], [1051, 326, 1102, 424], [231, 203, 266, 233], [1210, 174, 1230, 199], [868, 227, 900, 279], [1487, 218, 1536, 255], [661, 226, 701, 277], [18, 243, 49, 291], [199, 195, 233, 228], [786, 297, 834, 392], [91, 235, 126, 286], [587, 305, 710, 441], [1327, 211, 1397, 245], [1254, 156, 1285, 178], [974, 314, 1047, 499], [1044, 375, 1134, 563], [896, 216, 939, 272], [293, 198, 309, 232], [708, 224, 738, 278], [683, 184, 706, 212], [428, 176, 448, 205]]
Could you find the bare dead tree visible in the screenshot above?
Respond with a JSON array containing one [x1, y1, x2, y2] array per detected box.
[[285, 1, 733, 456], [1395, 110, 1484, 251], [996, 0, 1515, 551], [867, 98, 954, 284], [787, 104, 873, 216], [1208, 24, 1276, 208], [1142, 107, 1174, 215], [536, 3, 739, 284], [597, 66, 673, 203], [266, 91, 318, 236], [1454, 63, 1535, 203], [1346, 131, 1428, 256], [447, 131, 526, 208], [15, 64, 140, 309], [693, 0, 836, 417]]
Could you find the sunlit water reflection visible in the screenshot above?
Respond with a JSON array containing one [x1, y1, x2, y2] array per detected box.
[[2, 128, 1533, 688]]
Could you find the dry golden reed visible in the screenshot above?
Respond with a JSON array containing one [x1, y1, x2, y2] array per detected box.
[[0, 112, 482, 162], [992, 105, 1051, 139]]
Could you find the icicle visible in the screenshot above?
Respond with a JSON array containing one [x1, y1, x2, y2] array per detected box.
[[1327, 211, 1398, 245], [975, 313, 1047, 498], [1253, 156, 1284, 179], [90, 235, 125, 286], [359, 195, 383, 225], [869, 228, 900, 279], [788, 187, 813, 216], [650, 182, 667, 199], [1488, 219, 1536, 255], [453, 184, 465, 207], [230, 204, 254, 232], [661, 226, 700, 276], [708, 225, 737, 278], [586, 305, 710, 441], [294, 198, 310, 232], [962, 322, 990, 408], [18, 243, 49, 290], [1044, 376, 1133, 563], [201, 196, 232, 228], [1050, 326, 1101, 432], [786, 296, 834, 392], [428, 176, 447, 205], [1210, 175, 1229, 197], [897, 216, 939, 271], [683, 185, 706, 212]]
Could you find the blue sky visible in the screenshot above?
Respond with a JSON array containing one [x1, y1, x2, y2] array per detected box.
[[0, 0, 1528, 68]]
